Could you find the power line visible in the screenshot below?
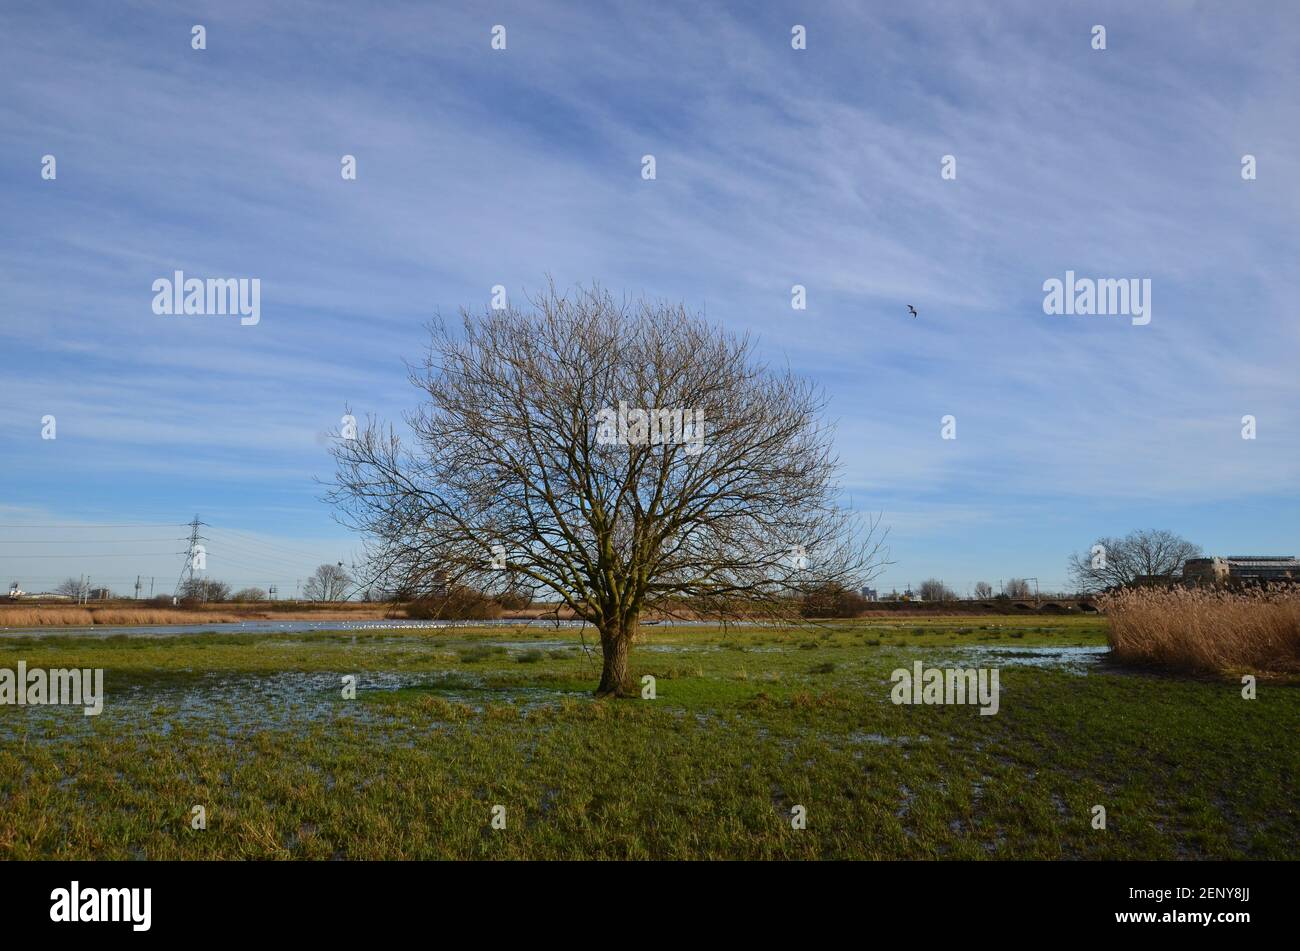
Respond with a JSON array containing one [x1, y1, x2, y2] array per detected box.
[[0, 538, 183, 544], [0, 524, 183, 530], [205, 527, 339, 560], [0, 517, 346, 592], [13, 577, 312, 584], [199, 544, 312, 566], [0, 552, 181, 558]]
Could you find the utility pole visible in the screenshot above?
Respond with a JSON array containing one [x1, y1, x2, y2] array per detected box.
[[134, 575, 142, 600], [149, 577, 155, 598], [174, 515, 208, 599]]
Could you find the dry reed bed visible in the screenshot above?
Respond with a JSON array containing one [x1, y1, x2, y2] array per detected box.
[[1101, 586, 1300, 675], [0, 607, 249, 627]]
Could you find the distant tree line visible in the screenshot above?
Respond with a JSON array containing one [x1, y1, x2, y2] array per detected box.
[[169, 564, 357, 603]]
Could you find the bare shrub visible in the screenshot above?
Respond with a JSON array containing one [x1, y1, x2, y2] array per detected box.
[[799, 582, 868, 618], [494, 589, 532, 611], [1100, 586, 1300, 674], [405, 586, 504, 621]]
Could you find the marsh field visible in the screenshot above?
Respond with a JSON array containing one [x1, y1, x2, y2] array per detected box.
[[1, 615, 1295, 860]]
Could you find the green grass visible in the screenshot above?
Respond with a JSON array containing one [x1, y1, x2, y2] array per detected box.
[[0, 615, 1295, 859]]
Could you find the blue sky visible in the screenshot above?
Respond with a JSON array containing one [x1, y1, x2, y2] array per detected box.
[[2, 0, 1298, 597]]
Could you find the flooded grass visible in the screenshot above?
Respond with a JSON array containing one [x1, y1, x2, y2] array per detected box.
[[0, 615, 1295, 859]]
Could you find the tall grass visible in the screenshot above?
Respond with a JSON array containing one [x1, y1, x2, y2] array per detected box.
[[1101, 586, 1300, 674]]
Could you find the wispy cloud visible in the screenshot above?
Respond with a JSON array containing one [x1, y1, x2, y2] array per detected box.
[[1, 0, 1296, 592]]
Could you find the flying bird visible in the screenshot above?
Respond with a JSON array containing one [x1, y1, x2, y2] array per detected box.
[[907, 305, 918, 318]]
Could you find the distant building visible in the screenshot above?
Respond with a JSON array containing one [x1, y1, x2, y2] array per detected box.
[[860, 587, 878, 601], [1183, 555, 1300, 586]]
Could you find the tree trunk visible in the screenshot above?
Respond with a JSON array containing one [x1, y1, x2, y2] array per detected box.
[[595, 619, 636, 698]]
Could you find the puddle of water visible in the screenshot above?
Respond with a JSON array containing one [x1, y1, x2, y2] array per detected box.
[[848, 732, 931, 746], [938, 645, 1108, 674], [0, 668, 585, 745], [0, 618, 766, 638], [0, 619, 504, 638], [482, 640, 581, 651], [640, 644, 722, 653]]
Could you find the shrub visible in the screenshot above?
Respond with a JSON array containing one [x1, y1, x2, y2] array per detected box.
[[495, 590, 532, 611], [405, 586, 504, 620], [799, 582, 869, 618]]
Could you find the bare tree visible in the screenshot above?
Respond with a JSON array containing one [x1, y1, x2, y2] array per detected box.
[[54, 577, 83, 597], [327, 283, 886, 696], [1004, 578, 1032, 598], [917, 578, 954, 602], [303, 564, 352, 602], [1068, 529, 1201, 592], [179, 578, 231, 602], [973, 581, 994, 599]]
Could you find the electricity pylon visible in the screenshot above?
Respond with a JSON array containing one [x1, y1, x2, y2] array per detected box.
[[174, 515, 208, 598]]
